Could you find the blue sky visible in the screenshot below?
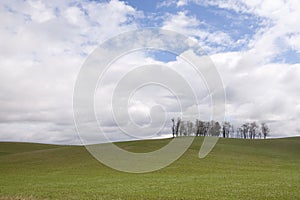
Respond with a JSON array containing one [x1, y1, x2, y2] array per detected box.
[[0, 0, 299, 144], [127, 0, 263, 41]]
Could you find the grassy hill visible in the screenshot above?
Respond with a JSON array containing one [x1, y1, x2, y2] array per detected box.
[[0, 137, 299, 199]]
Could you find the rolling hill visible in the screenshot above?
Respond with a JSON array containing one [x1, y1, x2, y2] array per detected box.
[[0, 137, 299, 199]]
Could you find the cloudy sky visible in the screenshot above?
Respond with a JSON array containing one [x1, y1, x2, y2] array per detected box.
[[0, 0, 300, 144]]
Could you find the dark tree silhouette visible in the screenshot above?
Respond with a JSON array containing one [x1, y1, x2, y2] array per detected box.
[[171, 118, 175, 138], [261, 122, 270, 139], [241, 123, 250, 139], [249, 122, 258, 139], [222, 124, 226, 138], [209, 121, 221, 136], [179, 121, 186, 136], [171, 118, 270, 140], [222, 122, 231, 138], [175, 117, 181, 137]]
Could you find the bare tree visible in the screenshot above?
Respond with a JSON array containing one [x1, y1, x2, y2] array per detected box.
[[210, 121, 221, 136], [261, 122, 270, 139], [222, 123, 226, 138], [195, 120, 205, 136], [241, 123, 250, 139], [222, 122, 231, 138], [171, 118, 270, 140], [200, 121, 206, 136], [179, 121, 187, 136], [171, 118, 175, 138], [249, 122, 258, 139], [204, 121, 210, 136], [175, 117, 181, 137]]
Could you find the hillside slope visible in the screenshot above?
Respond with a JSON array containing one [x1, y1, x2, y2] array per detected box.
[[0, 137, 299, 199]]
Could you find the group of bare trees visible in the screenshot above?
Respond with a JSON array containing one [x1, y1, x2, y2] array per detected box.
[[171, 118, 270, 139]]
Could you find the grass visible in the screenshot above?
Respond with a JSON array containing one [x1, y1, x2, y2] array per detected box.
[[0, 137, 299, 199]]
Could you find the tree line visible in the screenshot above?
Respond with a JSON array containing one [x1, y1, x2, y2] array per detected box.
[[171, 118, 270, 139]]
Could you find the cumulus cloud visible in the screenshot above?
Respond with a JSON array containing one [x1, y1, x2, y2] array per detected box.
[[89, 50, 211, 144], [160, 0, 300, 137], [0, 0, 140, 144], [162, 11, 234, 52], [0, 0, 299, 144], [202, 0, 300, 136]]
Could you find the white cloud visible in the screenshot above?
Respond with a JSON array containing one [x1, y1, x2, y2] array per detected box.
[[162, 11, 201, 31], [89, 49, 211, 143], [162, 11, 234, 52], [211, 51, 300, 137], [164, 0, 300, 137], [186, 0, 300, 59], [177, 0, 188, 7], [0, 0, 299, 144], [0, 0, 141, 144]]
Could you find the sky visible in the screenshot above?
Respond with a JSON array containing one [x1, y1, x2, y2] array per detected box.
[[0, 0, 300, 144]]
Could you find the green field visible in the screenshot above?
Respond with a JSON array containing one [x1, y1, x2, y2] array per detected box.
[[0, 137, 299, 199]]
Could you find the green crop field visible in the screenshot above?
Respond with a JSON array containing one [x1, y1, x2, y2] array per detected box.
[[0, 137, 299, 200]]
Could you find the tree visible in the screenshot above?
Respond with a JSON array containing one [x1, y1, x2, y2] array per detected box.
[[170, 118, 270, 140], [241, 123, 250, 139], [175, 117, 181, 137], [179, 121, 186, 136], [237, 127, 242, 138], [195, 120, 206, 136], [222, 124, 226, 138], [249, 122, 258, 139], [210, 121, 221, 136], [200, 121, 206, 136], [261, 122, 270, 139], [222, 122, 231, 138], [171, 118, 175, 138]]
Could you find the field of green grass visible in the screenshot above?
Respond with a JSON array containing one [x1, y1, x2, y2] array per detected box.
[[0, 137, 299, 199]]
